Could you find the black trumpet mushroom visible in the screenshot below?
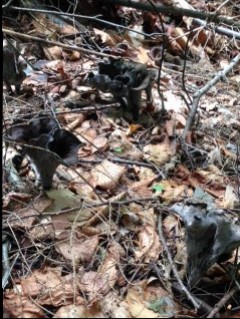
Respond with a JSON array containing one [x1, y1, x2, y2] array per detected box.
[[5, 117, 81, 190]]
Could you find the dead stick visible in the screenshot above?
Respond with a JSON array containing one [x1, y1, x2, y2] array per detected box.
[[157, 213, 200, 310], [2, 28, 114, 58], [208, 286, 239, 318], [102, 0, 238, 27], [183, 54, 240, 139]]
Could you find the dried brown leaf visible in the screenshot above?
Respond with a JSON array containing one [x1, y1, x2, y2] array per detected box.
[[78, 271, 110, 301], [135, 225, 162, 262], [55, 230, 99, 264], [4, 292, 45, 318], [91, 160, 125, 190], [143, 140, 174, 166]]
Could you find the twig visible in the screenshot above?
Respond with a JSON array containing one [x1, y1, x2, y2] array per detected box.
[[2, 103, 122, 121], [172, 281, 214, 315], [194, 18, 240, 40], [146, 0, 167, 113], [8, 3, 240, 39], [207, 286, 239, 318], [7, 6, 159, 38], [2, 236, 11, 289], [213, 0, 231, 14], [183, 54, 240, 139], [101, 0, 239, 28], [109, 157, 165, 177], [157, 212, 200, 310], [42, 196, 158, 216], [2, 28, 115, 58], [2, 0, 14, 9]]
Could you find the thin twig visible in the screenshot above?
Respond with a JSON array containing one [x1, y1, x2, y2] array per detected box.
[[157, 212, 200, 310], [2, 28, 115, 58], [7, 6, 160, 38], [183, 54, 240, 139], [101, 0, 239, 28], [2, 0, 14, 9], [207, 286, 239, 318]]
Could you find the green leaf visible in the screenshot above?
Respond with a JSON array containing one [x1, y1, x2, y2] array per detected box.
[[152, 184, 164, 193], [114, 147, 123, 153]]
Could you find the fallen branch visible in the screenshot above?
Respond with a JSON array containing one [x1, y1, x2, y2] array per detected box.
[[2, 28, 114, 58], [183, 53, 240, 139], [101, 0, 239, 28], [7, 4, 240, 40], [207, 286, 239, 318]]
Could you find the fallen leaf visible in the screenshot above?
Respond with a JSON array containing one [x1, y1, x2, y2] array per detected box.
[[91, 160, 125, 190], [93, 28, 116, 46], [126, 124, 143, 136], [7, 196, 53, 229], [43, 45, 62, 60], [222, 185, 238, 209], [4, 292, 45, 318], [143, 141, 173, 166], [125, 290, 159, 318], [53, 304, 102, 318], [55, 230, 99, 264], [135, 225, 162, 262], [78, 271, 110, 301]]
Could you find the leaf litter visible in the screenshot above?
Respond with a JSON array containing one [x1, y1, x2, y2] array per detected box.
[[2, 0, 240, 317]]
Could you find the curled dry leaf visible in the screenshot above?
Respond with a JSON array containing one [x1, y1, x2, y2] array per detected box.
[[4, 293, 45, 318], [93, 28, 116, 46], [43, 45, 63, 60], [78, 271, 111, 301], [125, 289, 159, 318], [162, 214, 180, 237], [135, 225, 162, 262], [91, 159, 125, 190], [62, 49, 81, 61], [99, 242, 125, 290], [5, 267, 81, 309], [91, 136, 109, 153], [63, 112, 86, 125], [157, 179, 190, 203], [7, 196, 53, 229], [53, 304, 104, 318], [222, 185, 238, 209], [55, 230, 99, 264], [75, 126, 98, 144], [109, 130, 143, 160], [143, 142, 172, 166]]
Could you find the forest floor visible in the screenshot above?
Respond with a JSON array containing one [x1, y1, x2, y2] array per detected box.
[[2, 0, 240, 318]]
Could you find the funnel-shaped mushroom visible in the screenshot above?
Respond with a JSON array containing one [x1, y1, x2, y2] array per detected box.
[[5, 117, 81, 189]]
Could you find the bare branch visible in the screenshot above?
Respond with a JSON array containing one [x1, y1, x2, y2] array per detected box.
[[183, 54, 240, 138], [101, 0, 239, 28], [2, 28, 114, 58]]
